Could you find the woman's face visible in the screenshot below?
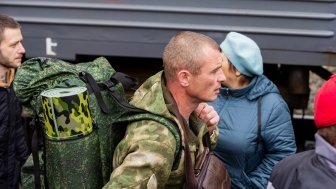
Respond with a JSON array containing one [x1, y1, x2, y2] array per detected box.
[[220, 59, 237, 88]]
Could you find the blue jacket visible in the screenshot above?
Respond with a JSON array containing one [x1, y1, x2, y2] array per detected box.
[[209, 75, 296, 189]]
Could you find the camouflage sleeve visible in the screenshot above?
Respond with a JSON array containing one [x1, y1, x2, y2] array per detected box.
[[210, 126, 219, 150], [103, 119, 177, 189]]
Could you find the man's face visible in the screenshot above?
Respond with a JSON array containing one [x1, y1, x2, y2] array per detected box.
[[0, 28, 25, 69], [188, 47, 226, 102]]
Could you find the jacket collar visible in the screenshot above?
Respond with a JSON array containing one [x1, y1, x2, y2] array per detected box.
[[220, 76, 257, 98], [0, 68, 15, 88], [315, 133, 336, 172]]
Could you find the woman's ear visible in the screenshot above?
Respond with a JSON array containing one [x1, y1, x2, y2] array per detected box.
[[235, 68, 242, 77], [177, 70, 190, 87]]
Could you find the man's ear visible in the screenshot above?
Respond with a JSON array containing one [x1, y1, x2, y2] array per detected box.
[[177, 70, 190, 87]]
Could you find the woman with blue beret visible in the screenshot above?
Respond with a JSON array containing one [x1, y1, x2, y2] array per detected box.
[[209, 32, 297, 189]]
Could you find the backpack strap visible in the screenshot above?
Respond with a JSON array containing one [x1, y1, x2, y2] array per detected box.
[[111, 72, 138, 91], [30, 116, 49, 189], [31, 117, 41, 189], [79, 71, 110, 114], [80, 71, 144, 114]]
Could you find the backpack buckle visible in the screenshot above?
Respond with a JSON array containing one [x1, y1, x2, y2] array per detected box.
[[101, 79, 118, 92]]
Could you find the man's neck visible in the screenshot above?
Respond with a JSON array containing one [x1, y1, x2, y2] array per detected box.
[[168, 86, 196, 121], [0, 66, 9, 83], [0, 75, 6, 83]]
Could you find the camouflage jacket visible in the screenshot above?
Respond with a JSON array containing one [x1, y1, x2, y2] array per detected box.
[[103, 71, 218, 189]]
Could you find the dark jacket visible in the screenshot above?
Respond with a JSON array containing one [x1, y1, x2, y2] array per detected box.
[[268, 150, 336, 189], [0, 84, 29, 189], [268, 134, 336, 189]]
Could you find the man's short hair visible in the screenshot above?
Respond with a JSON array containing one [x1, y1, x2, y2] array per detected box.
[[0, 14, 20, 42], [162, 31, 219, 81]]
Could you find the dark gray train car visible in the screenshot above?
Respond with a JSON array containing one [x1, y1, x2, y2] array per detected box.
[[1, 0, 336, 112], [2, 0, 335, 150], [2, 0, 336, 64]]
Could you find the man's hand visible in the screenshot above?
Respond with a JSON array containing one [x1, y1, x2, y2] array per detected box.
[[195, 103, 219, 134]]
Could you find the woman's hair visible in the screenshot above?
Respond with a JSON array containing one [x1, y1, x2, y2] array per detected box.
[[228, 60, 252, 85]]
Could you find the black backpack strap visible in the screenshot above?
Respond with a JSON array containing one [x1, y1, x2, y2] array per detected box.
[[31, 117, 41, 189], [30, 116, 49, 189], [111, 72, 138, 91], [79, 71, 110, 114], [102, 72, 145, 113], [103, 83, 145, 113], [42, 125, 49, 189], [80, 71, 144, 114]]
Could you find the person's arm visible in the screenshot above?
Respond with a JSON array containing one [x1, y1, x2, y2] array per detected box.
[[248, 100, 296, 189], [103, 120, 177, 189]]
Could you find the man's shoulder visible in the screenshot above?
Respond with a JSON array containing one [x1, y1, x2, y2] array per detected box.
[[269, 150, 336, 188], [125, 117, 178, 141], [272, 150, 315, 173], [278, 150, 314, 163]]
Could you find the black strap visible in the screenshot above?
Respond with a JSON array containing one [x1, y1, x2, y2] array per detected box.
[[167, 102, 197, 188], [79, 72, 110, 114], [31, 116, 49, 189], [257, 96, 263, 145], [80, 71, 144, 114], [103, 72, 143, 113], [42, 125, 49, 189], [111, 72, 138, 91], [202, 132, 211, 148], [102, 75, 144, 113], [31, 121, 41, 189]]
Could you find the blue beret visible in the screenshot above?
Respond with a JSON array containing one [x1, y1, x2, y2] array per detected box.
[[220, 32, 263, 77]]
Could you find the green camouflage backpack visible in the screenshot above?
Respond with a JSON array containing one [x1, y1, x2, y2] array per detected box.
[[13, 57, 181, 189]]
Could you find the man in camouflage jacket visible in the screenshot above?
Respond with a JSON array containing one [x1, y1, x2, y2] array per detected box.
[[103, 31, 227, 188]]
